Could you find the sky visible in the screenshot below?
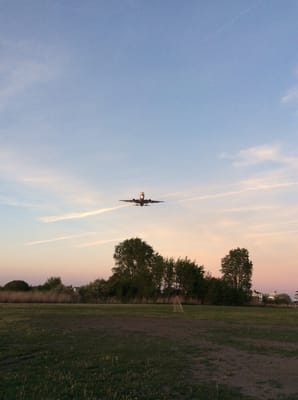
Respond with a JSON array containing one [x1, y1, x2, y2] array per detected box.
[[1, 0, 298, 297]]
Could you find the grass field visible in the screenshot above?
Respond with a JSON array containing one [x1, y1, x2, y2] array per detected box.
[[1, 304, 298, 400]]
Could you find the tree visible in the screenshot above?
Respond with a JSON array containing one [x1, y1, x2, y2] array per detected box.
[[79, 279, 108, 303], [4, 280, 30, 291], [274, 293, 292, 305], [204, 276, 224, 305], [40, 277, 63, 291], [113, 238, 155, 277], [107, 273, 138, 301], [175, 257, 205, 299], [150, 254, 165, 297], [204, 275, 242, 305], [112, 238, 160, 299], [221, 247, 253, 304], [162, 257, 176, 296]]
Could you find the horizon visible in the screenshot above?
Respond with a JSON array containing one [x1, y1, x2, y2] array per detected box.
[[1, 1, 298, 299]]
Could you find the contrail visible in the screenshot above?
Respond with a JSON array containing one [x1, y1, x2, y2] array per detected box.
[[178, 181, 298, 203], [201, 0, 263, 43], [40, 204, 129, 223], [26, 232, 96, 245]]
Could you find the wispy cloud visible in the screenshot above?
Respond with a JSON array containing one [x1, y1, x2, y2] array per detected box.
[[221, 144, 298, 175], [26, 232, 96, 246], [0, 148, 101, 207], [221, 144, 282, 167], [76, 237, 125, 248], [0, 61, 55, 107], [0, 194, 42, 208], [241, 178, 298, 190], [219, 205, 277, 213], [0, 39, 61, 109], [246, 229, 298, 238], [40, 204, 130, 223], [77, 231, 146, 248], [281, 66, 298, 107], [281, 87, 298, 105]]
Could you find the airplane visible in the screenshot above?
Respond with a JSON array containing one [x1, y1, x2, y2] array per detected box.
[[120, 192, 164, 207]]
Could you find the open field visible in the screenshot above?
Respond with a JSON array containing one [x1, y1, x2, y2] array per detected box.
[[1, 304, 298, 400]]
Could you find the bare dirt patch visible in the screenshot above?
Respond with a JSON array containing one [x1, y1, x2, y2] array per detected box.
[[193, 344, 298, 400]]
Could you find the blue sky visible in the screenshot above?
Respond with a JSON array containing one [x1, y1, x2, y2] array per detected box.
[[1, 0, 298, 296]]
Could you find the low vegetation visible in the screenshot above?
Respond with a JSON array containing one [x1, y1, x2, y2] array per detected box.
[[1, 304, 298, 400], [0, 277, 78, 303]]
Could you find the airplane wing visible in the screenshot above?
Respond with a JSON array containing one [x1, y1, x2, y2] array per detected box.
[[120, 199, 140, 203], [143, 199, 164, 204], [119, 197, 164, 206]]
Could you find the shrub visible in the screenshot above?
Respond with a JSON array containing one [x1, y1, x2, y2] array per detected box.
[[3, 280, 30, 291]]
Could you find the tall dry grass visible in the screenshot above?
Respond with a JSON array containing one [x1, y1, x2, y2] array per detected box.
[[0, 291, 202, 304], [0, 290, 78, 303]]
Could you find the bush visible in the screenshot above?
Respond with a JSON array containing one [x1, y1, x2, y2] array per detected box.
[[3, 280, 30, 291]]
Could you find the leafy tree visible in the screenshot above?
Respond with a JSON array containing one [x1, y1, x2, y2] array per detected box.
[[221, 247, 253, 304], [113, 238, 154, 276], [107, 273, 138, 301], [204, 276, 224, 305], [111, 239, 207, 302], [4, 280, 30, 291], [162, 257, 176, 296], [40, 277, 63, 291], [203, 276, 242, 305], [79, 279, 108, 303], [274, 293, 292, 305], [112, 238, 160, 300], [148, 254, 165, 297], [175, 257, 205, 299]]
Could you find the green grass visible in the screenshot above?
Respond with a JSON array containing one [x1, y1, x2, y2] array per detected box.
[[1, 304, 298, 399]]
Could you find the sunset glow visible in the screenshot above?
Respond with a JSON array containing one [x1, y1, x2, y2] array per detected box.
[[1, 1, 298, 298]]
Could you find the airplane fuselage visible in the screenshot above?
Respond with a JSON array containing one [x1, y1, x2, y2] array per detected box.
[[139, 192, 145, 206]]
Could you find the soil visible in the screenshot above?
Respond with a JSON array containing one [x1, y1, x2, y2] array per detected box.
[[77, 315, 298, 400]]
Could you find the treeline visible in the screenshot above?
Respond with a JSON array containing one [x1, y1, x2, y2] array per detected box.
[[1, 238, 255, 305], [79, 239, 253, 305]]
